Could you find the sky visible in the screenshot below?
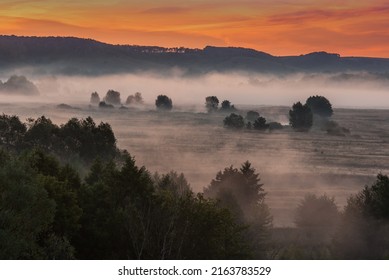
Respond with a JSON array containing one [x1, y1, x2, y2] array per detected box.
[[0, 0, 388, 57]]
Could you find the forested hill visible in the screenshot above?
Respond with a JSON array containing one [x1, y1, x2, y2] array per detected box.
[[1, 35, 389, 75]]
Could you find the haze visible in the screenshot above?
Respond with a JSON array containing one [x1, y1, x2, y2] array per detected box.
[[2, 71, 389, 109]]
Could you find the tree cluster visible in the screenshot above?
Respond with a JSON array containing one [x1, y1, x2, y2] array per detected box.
[[205, 96, 236, 113], [0, 114, 118, 164], [224, 112, 282, 132], [90, 91, 145, 108], [289, 95, 333, 131]]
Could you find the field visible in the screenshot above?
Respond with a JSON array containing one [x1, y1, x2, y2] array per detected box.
[[2, 102, 389, 226]]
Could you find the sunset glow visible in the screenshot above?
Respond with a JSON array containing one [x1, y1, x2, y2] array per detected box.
[[0, 0, 388, 57]]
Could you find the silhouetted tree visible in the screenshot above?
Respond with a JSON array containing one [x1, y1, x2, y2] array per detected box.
[[205, 96, 219, 112], [253, 116, 268, 130], [289, 102, 313, 131], [155, 95, 173, 110], [223, 113, 245, 129], [90, 92, 100, 104], [204, 161, 272, 258], [306, 95, 333, 118], [103, 90, 121, 105], [220, 100, 236, 111]]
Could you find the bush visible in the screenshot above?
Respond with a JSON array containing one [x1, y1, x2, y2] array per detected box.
[[224, 113, 245, 129], [268, 122, 283, 131], [98, 101, 114, 109], [253, 116, 268, 130]]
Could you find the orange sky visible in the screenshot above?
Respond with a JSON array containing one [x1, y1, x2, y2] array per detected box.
[[0, 0, 388, 57]]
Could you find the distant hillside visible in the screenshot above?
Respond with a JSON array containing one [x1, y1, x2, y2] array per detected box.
[[1, 35, 389, 75]]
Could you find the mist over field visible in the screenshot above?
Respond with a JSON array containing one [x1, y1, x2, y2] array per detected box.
[[2, 71, 389, 108], [1, 70, 389, 227]]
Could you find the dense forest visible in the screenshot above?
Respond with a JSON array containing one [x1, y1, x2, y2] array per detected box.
[[0, 114, 388, 259]]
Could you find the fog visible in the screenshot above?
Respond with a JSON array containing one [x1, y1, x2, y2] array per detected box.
[[1, 71, 389, 109], [1, 71, 389, 226]]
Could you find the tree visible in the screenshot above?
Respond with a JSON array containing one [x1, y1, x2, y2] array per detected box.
[[103, 90, 121, 105], [204, 161, 272, 258], [154, 171, 191, 197], [223, 113, 245, 129], [0, 114, 26, 148], [24, 116, 61, 152], [333, 174, 389, 259], [253, 116, 268, 130], [306, 95, 333, 118], [220, 100, 236, 111], [126, 92, 144, 105], [246, 111, 260, 121], [155, 95, 173, 110], [205, 96, 219, 112], [0, 151, 76, 259], [90, 92, 100, 104], [295, 194, 340, 242], [289, 102, 313, 131]]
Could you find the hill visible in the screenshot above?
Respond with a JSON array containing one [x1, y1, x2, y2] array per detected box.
[[1, 35, 389, 75]]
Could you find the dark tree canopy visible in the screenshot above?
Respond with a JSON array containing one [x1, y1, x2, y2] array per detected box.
[[306, 95, 333, 118], [346, 174, 389, 220], [103, 90, 121, 105], [253, 116, 268, 130], [204, 161, 272, 258], [220, 100, 236, 111], [289, 102, 313, 131], [90, 92, 100, 104], [205, 96, 219, 112], [223, 113, 245, 129], [155, 95, 173, 110], [0, 114, 26, 148], [246, 111, 260, 121]]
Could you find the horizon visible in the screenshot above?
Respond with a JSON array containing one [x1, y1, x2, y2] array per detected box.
[[2, 34, 388, 59], [0, 1, 388, 57]]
